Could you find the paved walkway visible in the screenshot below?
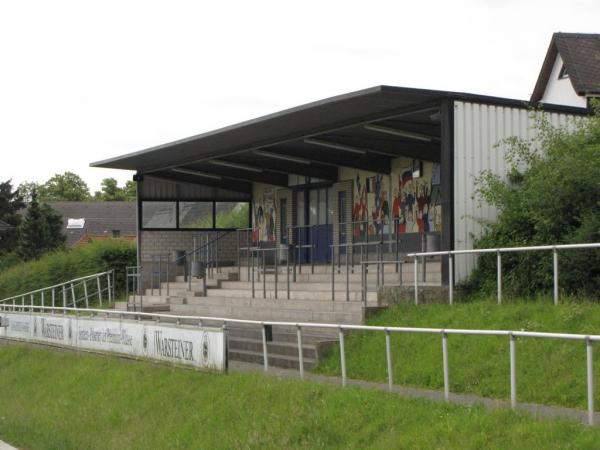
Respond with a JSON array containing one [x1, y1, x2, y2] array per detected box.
[[0, 440, 17, 450], [229, 360, 599, 426]]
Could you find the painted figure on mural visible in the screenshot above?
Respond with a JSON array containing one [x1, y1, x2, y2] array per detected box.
[[352, 174, 368, 240], [253, 205, 264, 243], [415, 181, 431, 233], [266, 207, 275, 241]]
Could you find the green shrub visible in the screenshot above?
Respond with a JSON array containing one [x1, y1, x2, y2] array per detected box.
[[465, 104, 600, 298], [0, 239, 136, 301], [0, 251, 21, 273]]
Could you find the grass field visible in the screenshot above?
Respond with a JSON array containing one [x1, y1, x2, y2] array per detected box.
[[1, 345, 600, 449], [315, 298, 600, 411]]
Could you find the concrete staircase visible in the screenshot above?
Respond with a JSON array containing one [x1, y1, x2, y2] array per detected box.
[[115, 260, 442, 370]]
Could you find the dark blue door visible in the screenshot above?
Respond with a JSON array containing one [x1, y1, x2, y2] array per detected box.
[[296, 188, 332, 264]]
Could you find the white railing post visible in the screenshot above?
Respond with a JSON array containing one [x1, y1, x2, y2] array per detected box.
[[413, 256, 418, 305], [497, 251, 502, 304], [297, 325, 304, 379], [587, 337, 594, 426], [83, 280, 89, 308], [97, 275, 102, 306], [442, 331, 449, 401], [107, 272, 112, 304], [339, 327, 347, 387], [385, 329, 393, 392], [71, 283, 76, 309], [553, 248, 559, 305], [510, 333, 517, 409], [448, 253, 454, 305]]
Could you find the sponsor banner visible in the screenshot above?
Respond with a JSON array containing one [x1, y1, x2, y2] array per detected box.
[[0, 312, 226, 372]]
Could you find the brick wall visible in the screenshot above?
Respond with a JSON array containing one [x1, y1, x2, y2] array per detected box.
[[140, 230, 239, 266]]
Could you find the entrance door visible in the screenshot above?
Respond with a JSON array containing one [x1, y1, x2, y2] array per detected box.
[[296, 188, 332, 263]]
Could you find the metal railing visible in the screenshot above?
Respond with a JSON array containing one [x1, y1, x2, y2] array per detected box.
[[143, 231, 233, 305], [0, 270, 115, 310], [126, 266, 143, 311], [408, 242, 600, 306], [2, 303, 598, 426]]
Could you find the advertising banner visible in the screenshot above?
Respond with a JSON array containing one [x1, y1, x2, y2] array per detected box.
[[0, 312, 226, 372]]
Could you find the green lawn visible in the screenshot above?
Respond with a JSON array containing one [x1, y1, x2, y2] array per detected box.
[[1, 345, 600, 449], [315, 299, 600, 411]]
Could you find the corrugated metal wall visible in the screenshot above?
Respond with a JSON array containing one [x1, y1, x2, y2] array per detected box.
[[140, 176, 251, 201], [453, 101, 575, 281]]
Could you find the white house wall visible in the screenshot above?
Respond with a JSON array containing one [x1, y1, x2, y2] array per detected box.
[[540, 53, 587, 108], [453, 101, 574, 281]]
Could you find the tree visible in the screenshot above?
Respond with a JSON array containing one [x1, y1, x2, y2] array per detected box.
[[18, 191, 65, 260], [39, 172, 90, 201], [123, 180, 137, 200], [467, 103, 600, 297], [0, 179, 25, 253], [17, 181, 40, 203], [94, 178, 136, 201], [99, 178, 124, 201]]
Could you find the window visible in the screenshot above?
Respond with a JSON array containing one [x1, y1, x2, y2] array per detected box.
[[179, 202, 214, 228], [215, 202, 249, 229], [141, 200, 249, 229], [558, 64, 569, 79], [142, 202, 176, 228]]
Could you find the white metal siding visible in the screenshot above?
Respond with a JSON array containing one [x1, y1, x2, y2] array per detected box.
[[453, 101, 573, 281]]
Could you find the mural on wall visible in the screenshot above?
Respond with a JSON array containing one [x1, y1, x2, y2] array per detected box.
[[350, 171, 390, 239], [252, 184, 277, 243], [345, 158, 441, 237]]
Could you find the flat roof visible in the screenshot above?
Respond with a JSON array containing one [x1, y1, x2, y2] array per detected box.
[[91, 85, 587, 174]]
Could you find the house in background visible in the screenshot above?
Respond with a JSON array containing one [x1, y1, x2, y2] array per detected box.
[[48, 202, 136, 247], [531, 32, 600, 108]]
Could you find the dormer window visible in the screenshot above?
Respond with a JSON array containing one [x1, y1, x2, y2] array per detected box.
[[558, 64, 569, 79]]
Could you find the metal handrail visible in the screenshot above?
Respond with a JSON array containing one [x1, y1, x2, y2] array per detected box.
[[0, 270, 115, 310], [407, 242, 600, 306], [147, 230, 234, 297], [2, 303, 597, 425]]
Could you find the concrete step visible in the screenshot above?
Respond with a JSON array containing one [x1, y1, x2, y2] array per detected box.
[[114, 301, 170, 313], [206, 288, 376, 302], [238, 272, 441, 284], [169, 303, 366, 324], [236, 261, 442, 275], [185, 296, 368, 312], [130, 295, 185, 304], [227, 324, 337, 342], [228, 348, 317, 371], [175, 273, 234, 282], [228, 337, 319, 360], [219, 281, 378, 291]]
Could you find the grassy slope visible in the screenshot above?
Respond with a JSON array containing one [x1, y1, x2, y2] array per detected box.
[[1, 346, 600, 449], [315, 299, 600, 410]]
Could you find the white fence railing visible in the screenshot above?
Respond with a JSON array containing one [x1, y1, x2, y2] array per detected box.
[[1, 304, 598, 425], [408, 243, 600, 305], [0, 270, 115, 309]]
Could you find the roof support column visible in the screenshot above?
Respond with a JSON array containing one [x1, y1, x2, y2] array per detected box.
[[439, 100, 454, 287]]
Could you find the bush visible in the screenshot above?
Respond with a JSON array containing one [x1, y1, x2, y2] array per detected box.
[[464, 104, 600, 298], [0, 239, 136, 301]]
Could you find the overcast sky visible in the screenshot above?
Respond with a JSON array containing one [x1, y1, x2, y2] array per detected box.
[[1, 0, 598, 192]]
